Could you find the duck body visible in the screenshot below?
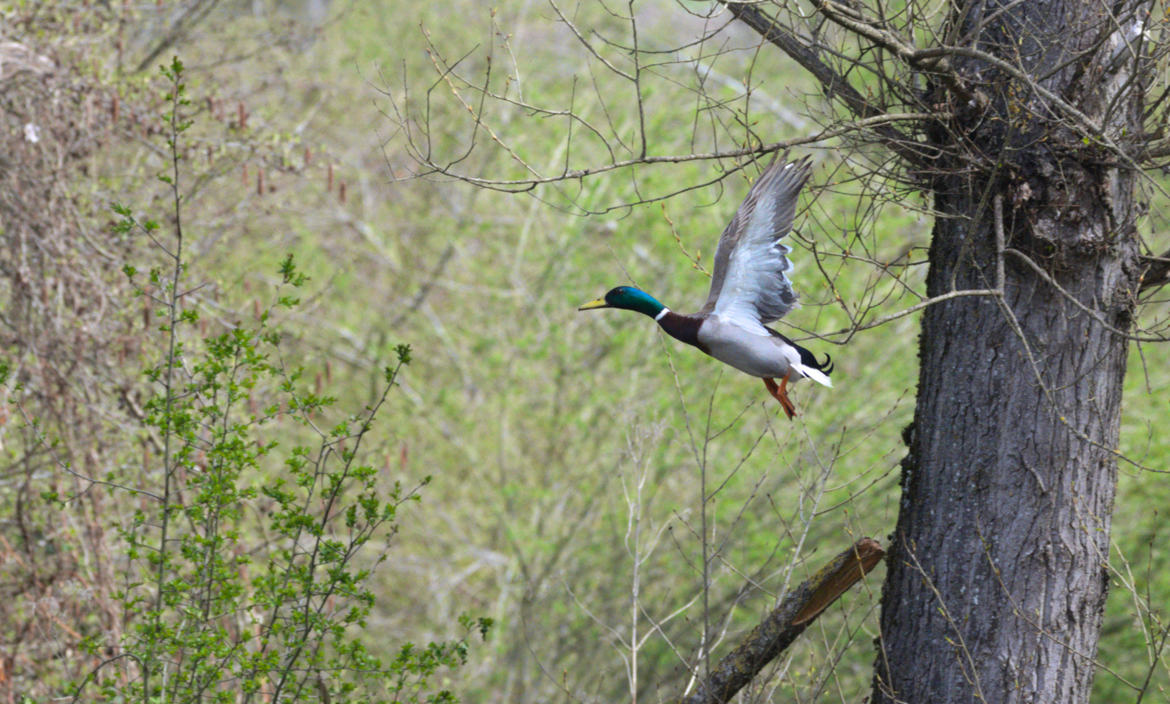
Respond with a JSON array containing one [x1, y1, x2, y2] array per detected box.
[[650, 308, 804, 378], [579, 155, 834, 419], [654, 308, 821, 382], [700, 315, 829, 384]]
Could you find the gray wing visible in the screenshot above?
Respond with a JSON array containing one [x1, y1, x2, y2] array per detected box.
[[698, 155, 811, 330]]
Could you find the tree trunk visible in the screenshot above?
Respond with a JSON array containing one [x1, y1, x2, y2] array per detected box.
[[872, 2, 1144, 702]]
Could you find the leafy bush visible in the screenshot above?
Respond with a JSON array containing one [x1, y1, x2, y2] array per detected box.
[[32, 58, 490, 704]]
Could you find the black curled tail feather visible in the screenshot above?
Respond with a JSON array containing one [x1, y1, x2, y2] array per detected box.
[[793, 342, 834, 377], [816, 352, 834, 376]]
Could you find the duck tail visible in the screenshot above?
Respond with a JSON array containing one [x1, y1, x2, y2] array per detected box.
[[817, 352, 834, 376], [795, 361, 833, 388], [791, 346, 833, 387]]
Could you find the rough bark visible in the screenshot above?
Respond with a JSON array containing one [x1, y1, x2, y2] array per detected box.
[[872, 1, 1144, 702]]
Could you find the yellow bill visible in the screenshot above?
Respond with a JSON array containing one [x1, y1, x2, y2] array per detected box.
[[577, 298, 610, 311]]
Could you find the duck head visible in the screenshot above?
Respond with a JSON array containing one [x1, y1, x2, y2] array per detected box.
[[578, 286, 666, 319]]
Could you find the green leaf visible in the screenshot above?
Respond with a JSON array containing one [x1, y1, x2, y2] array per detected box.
[[395, 343, 412, 365]]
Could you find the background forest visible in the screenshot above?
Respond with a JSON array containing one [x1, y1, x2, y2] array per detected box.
[[3, 0, 1170, 702]]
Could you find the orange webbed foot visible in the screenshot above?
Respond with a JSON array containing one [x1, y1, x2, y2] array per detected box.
[[763, 371, 796, 420]]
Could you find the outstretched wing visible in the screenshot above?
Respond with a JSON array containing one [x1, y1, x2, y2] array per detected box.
[[699, 155, 811, 333]]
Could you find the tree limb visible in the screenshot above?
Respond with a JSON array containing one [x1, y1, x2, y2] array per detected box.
[[719, 2, 928, 166], [678, 538, 885, 704], [808, 0, 982, 108]]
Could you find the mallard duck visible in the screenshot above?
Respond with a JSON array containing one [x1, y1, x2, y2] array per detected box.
[[579, 155, 833, 419]]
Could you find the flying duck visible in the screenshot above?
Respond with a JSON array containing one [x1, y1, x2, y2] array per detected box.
[[578, 155, 833, 419]]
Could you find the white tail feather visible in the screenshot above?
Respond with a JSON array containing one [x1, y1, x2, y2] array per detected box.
[[794, 363, 832, 388]]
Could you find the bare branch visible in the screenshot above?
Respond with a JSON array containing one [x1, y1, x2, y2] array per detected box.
[[718, 1, 929, 166], [823, 288, 1003, 343], [393, 113, 938, 192], [678, 538, 885, 704], [809, 0, 982, 107]]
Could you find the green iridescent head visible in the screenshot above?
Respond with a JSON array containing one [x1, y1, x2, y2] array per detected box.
[[578, 286, 666, 319]]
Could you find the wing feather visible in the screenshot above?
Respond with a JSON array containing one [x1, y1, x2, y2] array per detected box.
[[699, 156, 812, 332]]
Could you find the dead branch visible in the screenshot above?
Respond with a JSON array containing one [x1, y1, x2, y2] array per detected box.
[[678, 538, 885, 704]]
